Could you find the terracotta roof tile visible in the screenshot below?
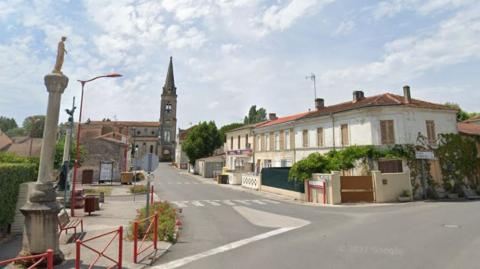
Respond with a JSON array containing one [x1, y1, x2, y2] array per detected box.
[[458, 123, 480, 136], [0, 130, 12, 150], [85, 121, 160, 127], [302, 93, 454, 120], [256, 112, 313, 128]]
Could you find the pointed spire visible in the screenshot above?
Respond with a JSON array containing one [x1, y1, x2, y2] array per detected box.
[[163, 56, 175, 92]]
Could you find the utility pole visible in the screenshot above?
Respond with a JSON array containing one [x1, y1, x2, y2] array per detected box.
[[306, 73, 317, 107]]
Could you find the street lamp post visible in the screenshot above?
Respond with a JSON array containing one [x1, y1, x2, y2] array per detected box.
[[71, 73, 122, 216]]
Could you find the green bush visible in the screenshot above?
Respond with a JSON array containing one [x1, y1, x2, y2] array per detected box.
[[128, 201, 177, 242], [0, 152, 39, 166], [129, 185, 149, 194], [0, 163, 38, 230]]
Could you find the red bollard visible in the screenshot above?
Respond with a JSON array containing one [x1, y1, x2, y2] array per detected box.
[[133, 221, 138, 263], [150, 185, 154, 204], [46, 249, 54, 269], [118, 226, 123, 269], [153, 214, 158, 250], [75, 240, 81, 269]]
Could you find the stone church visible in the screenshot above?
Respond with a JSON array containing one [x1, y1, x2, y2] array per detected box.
[[158, 56, 177, 161]]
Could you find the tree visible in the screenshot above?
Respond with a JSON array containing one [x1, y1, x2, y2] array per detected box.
[[219, 122, 244, 142], [54, 138, 86, 169], [243, 105, 267, 124], [5, 127, 26, 137], [182, 121, 222, 165], [444, 102, 479, 122], [23, 115, 45, 138], [0, 116, 18, 132]]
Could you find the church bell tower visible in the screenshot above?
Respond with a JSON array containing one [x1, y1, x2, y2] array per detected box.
[[158, 57, 177, 161]]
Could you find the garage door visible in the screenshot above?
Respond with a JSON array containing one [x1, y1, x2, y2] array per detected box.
[[340, 176, 374, 203]]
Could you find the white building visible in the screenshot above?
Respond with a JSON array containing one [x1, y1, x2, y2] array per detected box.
[[254, 86, 457, 176]]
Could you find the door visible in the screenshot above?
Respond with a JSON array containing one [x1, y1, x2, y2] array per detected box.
[[82, 169, 93, 184], [340, 176, 374, 203]]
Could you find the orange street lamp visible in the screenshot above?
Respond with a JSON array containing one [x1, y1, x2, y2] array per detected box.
[[71, 73, 122, 216]]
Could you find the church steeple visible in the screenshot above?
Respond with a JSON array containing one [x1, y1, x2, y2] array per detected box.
[[158, 56, 177, 161], [163, 56, 176, 95]]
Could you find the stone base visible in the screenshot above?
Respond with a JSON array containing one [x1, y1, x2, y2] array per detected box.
[[19, 182, 64, 265]]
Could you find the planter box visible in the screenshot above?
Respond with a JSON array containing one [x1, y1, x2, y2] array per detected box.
[[447, 193, 459, 199]]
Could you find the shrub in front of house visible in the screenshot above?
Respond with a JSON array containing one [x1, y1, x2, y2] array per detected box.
[[127, 201, 177, 242]]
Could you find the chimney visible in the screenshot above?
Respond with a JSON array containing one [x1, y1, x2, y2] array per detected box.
[[268, 113, 277, 120], [315, 98, 324, 110], [403, 85, 411, 103], [352, 90, 365, 103]]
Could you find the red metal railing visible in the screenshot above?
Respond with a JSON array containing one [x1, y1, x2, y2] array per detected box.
[[76, 226, 123, 269], [0, 249, 53, 269], [133, 213, 158, 263]]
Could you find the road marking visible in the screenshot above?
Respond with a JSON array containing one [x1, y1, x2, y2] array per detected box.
[[204, 200, 221, 206], [153, 227, 298, 269], [191, 201, 205, 207], [262, 199, 280, 204], [234, 200, 251, 205], [249, 200, 267, 205], [153, 207, 309, 269], [222, 200, 236, 206], [171, 201, 188, 208]]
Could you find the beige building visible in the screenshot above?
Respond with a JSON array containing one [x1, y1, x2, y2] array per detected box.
[[224, 124, 257, 173]]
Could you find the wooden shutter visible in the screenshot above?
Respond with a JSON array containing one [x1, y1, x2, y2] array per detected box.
[[341, 124, 349, 146], [380, 120, 395, 145], [269, 132, 274, 151], [302, 130, 308, 148], [290, 128, 295, 149], [426, 121, 435, 143], [279, 130, 285, 151], [317, 128, 323, 147]]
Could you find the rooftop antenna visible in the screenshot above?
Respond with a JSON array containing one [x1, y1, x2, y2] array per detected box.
[[306, 73, 317, 102]]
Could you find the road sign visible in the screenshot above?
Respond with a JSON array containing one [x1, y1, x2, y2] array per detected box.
[[415, 151, 435, 160], [140, 153, 159, 172]]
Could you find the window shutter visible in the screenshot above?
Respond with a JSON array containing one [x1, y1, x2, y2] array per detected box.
[[279, 130, 284, 151], [387, 120, 395, 144], [270, 132, 274, 151], [341, 124, 349, 146], [290, 128, 295, 149], [380, 121, 387, 144], [317, 128, 323, 147]]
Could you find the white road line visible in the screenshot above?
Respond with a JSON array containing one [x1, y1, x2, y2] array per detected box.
[[152, 227, 299, 269], [250, 200, 267, 205], [204, 200, 221, 206], [234, 200, 251, 205], [222, 200, 236, 206], [171, 201, 188, 208], [262, 199, 280, 204], [191, 201, 205, 207]]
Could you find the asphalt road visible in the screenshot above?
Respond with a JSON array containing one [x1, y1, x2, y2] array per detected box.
[[151, 163, 480, 269]]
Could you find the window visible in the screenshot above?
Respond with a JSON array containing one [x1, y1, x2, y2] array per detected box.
[[302, 130, 309, 148], [230, 136, 234, 150], [263, 160, 272, 168], [149, 145, 154, 153], [238, 135, 241, 149], [165, 103, 172, 113], [285, 130, 290, 150], [378, 159, 403, 173], [266, 134, 270, 151], [380, 120, 395, 145], [341, 124, 349, 146], [245, 134, 249, 148], [317, 128, 324, 147], [274, 132, 280, 151], [164, 131, 171, 142], [426, 120, 436, 143], [257, 135, 261, 151]]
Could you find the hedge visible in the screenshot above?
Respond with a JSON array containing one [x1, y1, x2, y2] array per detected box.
[[0, 163, 38, 231]]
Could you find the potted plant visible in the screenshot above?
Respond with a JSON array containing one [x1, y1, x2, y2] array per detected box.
[[398, 190, 411, 202], [445, 180, 459, 199]]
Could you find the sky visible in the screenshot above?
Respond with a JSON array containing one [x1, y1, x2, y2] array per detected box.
[[0, 0, 479, 129]]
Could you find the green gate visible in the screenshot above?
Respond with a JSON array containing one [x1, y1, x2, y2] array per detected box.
[[261, 167, 304, 193]]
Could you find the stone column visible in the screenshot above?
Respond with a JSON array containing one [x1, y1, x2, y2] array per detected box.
[[19, 73, 68, 264]]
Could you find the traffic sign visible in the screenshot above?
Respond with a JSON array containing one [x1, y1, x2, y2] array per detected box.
[[140, 153, 159, 172]]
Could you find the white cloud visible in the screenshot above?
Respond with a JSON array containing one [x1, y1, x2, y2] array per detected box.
[[321, 3, 480, 97], [333, 20, 355, 36], [256, 0, 334, 35], [373, 0, 476, 19]]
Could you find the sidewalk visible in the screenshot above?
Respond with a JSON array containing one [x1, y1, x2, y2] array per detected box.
[[1, 184, 171, 269]]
